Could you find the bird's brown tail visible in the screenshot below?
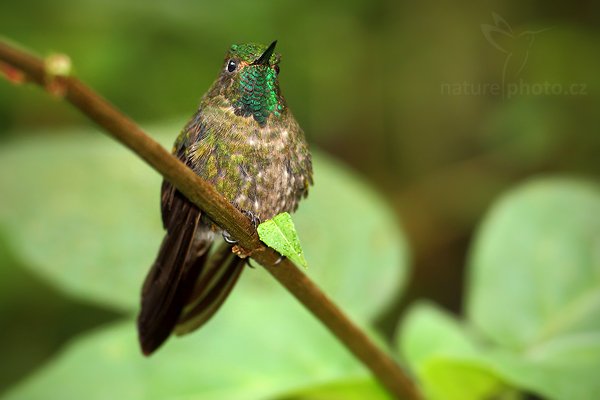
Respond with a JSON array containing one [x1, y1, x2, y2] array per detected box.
[[137, 199, 210, 355], [175, 243, 245, 335], [137, 198, 246, 355]]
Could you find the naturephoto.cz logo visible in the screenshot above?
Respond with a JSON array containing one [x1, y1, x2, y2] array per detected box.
[[441, 13, 587, 98]]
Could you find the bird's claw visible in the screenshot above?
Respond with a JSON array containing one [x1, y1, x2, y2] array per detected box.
[[246, 258, 257, 269], [222, 211, 260, 245], [222, 230, 237, 244], [223, 211, 263, 256], [244, 254, 284, 269], [243, 210, 261, 229]]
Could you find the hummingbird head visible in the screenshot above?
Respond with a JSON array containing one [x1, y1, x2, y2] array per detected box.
[[208, 41, 284, 126]]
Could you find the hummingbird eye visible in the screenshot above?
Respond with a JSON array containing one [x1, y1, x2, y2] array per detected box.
[[226, 59, 237, 73]]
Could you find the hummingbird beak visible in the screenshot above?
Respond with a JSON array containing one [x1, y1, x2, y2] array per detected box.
[[252, 40, 277, 66]]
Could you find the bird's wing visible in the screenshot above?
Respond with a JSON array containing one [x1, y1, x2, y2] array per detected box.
[[138, 187, 213, 355], [175, 241, 245, 335], [138, 109, 245, 354], [138, 111, 213, 355]]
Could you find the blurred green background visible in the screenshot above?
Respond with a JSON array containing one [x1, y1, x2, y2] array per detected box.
[[1, 0, 599, 398]]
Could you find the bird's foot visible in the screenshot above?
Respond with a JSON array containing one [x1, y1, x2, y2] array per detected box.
[[243, 255, 284, 269], [222, 211, 260, 245], [273, 255, 285, 265], [232, 244, 253, 258], [243, 210, 261, 229], [246, 259, 257, 269], [222, 230, 237, 245]]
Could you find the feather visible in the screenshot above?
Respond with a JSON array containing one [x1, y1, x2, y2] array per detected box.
[[175, 243, 245, 335], [137, 187, 213, 355]]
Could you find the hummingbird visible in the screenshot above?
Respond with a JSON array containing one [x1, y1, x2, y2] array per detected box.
[[138, 41, 313, 355]]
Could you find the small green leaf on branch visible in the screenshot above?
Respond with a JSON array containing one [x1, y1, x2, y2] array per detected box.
[[257, 212, 307, 268]]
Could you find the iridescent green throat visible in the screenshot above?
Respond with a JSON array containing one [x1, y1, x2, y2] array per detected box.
[[235, 65, 282, 125]]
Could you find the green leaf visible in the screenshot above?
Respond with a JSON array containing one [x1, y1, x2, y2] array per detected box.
[[258, 212, 307, 268], [0, 235, 120, 393], [277, 377, 389, 400], [467, 178, 600, 350], [464, 178, 600, 399], [3, 300, 367, 400], [0, 132, 163, 312], [0, 126, 408, 321], [0, 126, 409, 398], [398, 178, 600, 400], [484, 338, 600, 400], [398, 302, 479, 368], [397, 302, 514, 400], [418, 360, 518, 400]]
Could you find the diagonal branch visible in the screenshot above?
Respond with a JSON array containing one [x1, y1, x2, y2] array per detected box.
[[0, 38, 421, 400]]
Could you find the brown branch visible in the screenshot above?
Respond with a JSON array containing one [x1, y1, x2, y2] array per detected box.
[[0, 38, 421, 400]]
